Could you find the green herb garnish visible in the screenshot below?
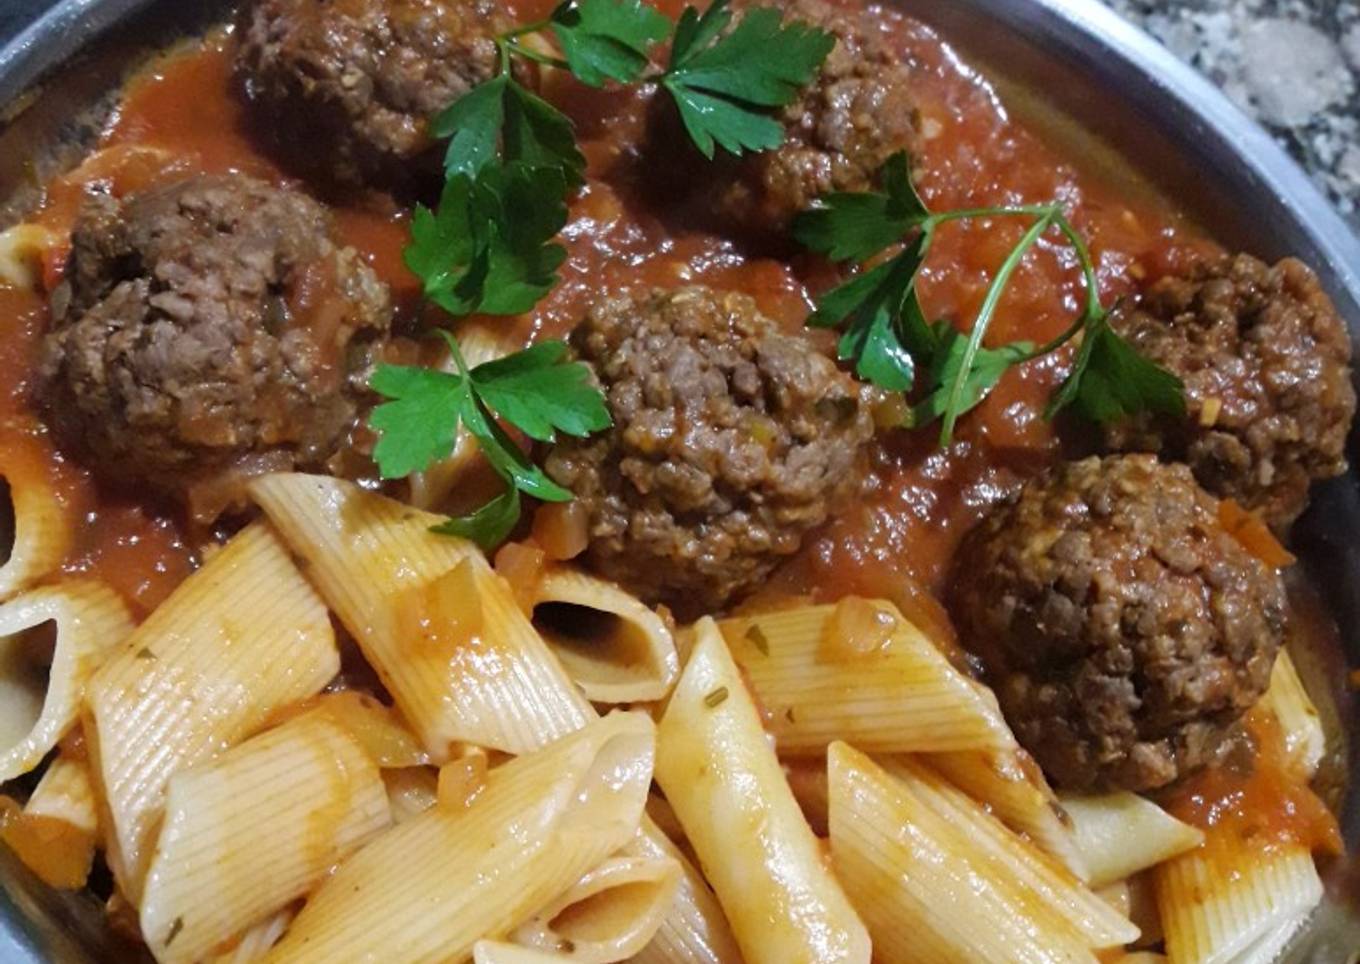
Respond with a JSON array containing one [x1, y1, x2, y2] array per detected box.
[[795, 151, 1185, 444]]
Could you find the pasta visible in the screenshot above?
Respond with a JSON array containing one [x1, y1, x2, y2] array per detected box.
[[139, 708, 392, 964], [0, 451, 72, 604], [263, 711, 656, 963], [529, 566, 679, 704], [1262, 648, 1325, 778], [473, 943, 572, 964], [655, 618, 870, 964], [249, 474, 592, 759], [0, 751, 100, 889], [212, 909, 296, 964], [627, 816, 742, 964], [828, 742, 1104, 964], [0, 581, 133, 783], [511, 854, 682, 963], [719, 600, 1012, 755], [1059, 793, 1203, 888], [0, 223, 62, 290], [84, 523, 339, 902]]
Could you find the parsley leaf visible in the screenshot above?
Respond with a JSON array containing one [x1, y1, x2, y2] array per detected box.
[[551, 0, 672, 87], [910, 323, 1034, 428], [794, 152, 927, 261], [369, 365, 470, 481], [434, 75, 586, 185], [430, 486, 524, 549], [1047, 314, 1186, 423], [662, 0, 835, 159], [472, 341, 612, 441]]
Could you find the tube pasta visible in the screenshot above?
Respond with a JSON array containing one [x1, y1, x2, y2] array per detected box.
[[140, 709, 392, 964], [627, 816, 742, 964], [1262, 649, 1324, 779], [512, 854, 682, 963], [828, 743, 1100, 964], [529, 566, 679, 704], [0, 581, 132, 783], [84, 523, 339, 903], [264, 712, 656, 963], [474, 944, 571, 964], [655, 619, 869, 964], [213, 909, 296, 964], [408, 324, 510, 512], [1060, 793, 1203, 888], [0, 452, 71, 604], [0, 751, 100, 889], [249, 474, 592, 759], [719, 601, 1011, 755], [1155, 843, 1323, 964], [0, 223, 62, 289]]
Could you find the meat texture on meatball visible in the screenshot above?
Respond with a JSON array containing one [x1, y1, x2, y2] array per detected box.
[[544, 287, 875, 615], [42, 173, 392, 518], [656, 0, 921, 237], [1104, 254, 1355, 530], [236, 0, 507, 191], [949, 455, 1286, 793]]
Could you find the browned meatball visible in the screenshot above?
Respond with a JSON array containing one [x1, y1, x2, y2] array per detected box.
[[41, 174, 392, 519], [949, 455, 1286, 793], [654, 0, 921, 237], [235, 0, 506, 192], [544, 287, 875, 615], [1104, 254, 1355, 530]]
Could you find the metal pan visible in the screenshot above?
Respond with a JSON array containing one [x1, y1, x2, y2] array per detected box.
[[0, 0, 1356, 959]]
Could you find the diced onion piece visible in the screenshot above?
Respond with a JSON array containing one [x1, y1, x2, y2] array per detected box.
[[532, 502, 590, 562], [819, 597, 897, 660]]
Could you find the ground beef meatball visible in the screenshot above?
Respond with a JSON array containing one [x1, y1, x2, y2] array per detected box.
[[1103, 254, 1355, 530], [949, 455, 1286, 793], [654, 0, 921, 237], [41, 173, 392, 518], [543, 287, 875, 615], [235, 0, 507, 192]]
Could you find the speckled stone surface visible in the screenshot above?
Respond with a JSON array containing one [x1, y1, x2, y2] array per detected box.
[[1103, 0, 1360, 228]]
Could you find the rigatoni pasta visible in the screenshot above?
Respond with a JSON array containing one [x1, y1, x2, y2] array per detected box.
[[0, 449, 70, 604], [655, 618, 869, 964], [0, 751, 100, 889], [1060, 792, 1203, 889]]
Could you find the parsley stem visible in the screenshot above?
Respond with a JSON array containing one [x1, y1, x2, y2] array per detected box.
[[939, 207, 1059, 445], [504, 39, 573, 72]]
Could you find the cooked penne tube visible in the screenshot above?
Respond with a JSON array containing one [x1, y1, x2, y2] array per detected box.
[[1262, 649, 1325, 779], [0, 581, 132, 783], [876, 756, 1138, 950], [627, 815, 743, 964], [655, 619, 869, 964], [783, 757, 830, 836], [250, 474, 592, 759], [212, 909, 295, 964], [84, 523, 339, 903], [473, 943, 571, 964], [140, 708, 392, 963], [926, 746, 1088, 879], [828, 743, 1099, 964], [264, 712, 656, 963], [719, 600, 1011, 755], [1155, 842, 1323, 964], [0, 451, 71, 603], [1060, 792, 1203, 888], [529, 566, 679, 704], [512, 854, 682, 963], [0, 223, 62, 289], [0, 751, 100, 889]]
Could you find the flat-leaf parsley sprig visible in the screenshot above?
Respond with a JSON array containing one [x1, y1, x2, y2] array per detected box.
[[794, 151, 1186, 445]]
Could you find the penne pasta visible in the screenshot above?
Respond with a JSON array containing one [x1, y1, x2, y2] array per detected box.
[[212, 909, 296, 964], [0, 223, 62, 289], [655, 619, 869, 964], [1262, 649, 1325, 779], [876, 756, 1139, 950], [473, 943, 571, 964], [783, 757, 830, 836], [0, 450, 70, 604], [529, 566, 679, 704], [140, 709, 392, 964], [627, 815, 742, 964], [84, 523, 339, 903], [0, 581, 132, 783], [511, 854, 682, 963], [828, 742, 1099, 964], [719, 600, 1011, 755], [264, 711, 656, 963], [0, 751, 100, 889], [1155, 842, 1323, 964], [249, 474, 593, 759], [1060, 792, 1203, 888]]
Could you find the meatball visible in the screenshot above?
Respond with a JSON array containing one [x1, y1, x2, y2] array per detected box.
[[543, 287, 875, 615], [235, 0, 507, 192], [41, 173, 392, 518], [657, 0, 921, 237], [1103, 254, 1355, 530], [949, 455, 1286, 793]]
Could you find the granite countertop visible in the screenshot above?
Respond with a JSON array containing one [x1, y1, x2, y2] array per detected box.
[[0, 0, 1357, 229]]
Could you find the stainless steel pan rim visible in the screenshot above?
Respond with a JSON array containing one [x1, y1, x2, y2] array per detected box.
[[0, 0, 1356, 960]]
